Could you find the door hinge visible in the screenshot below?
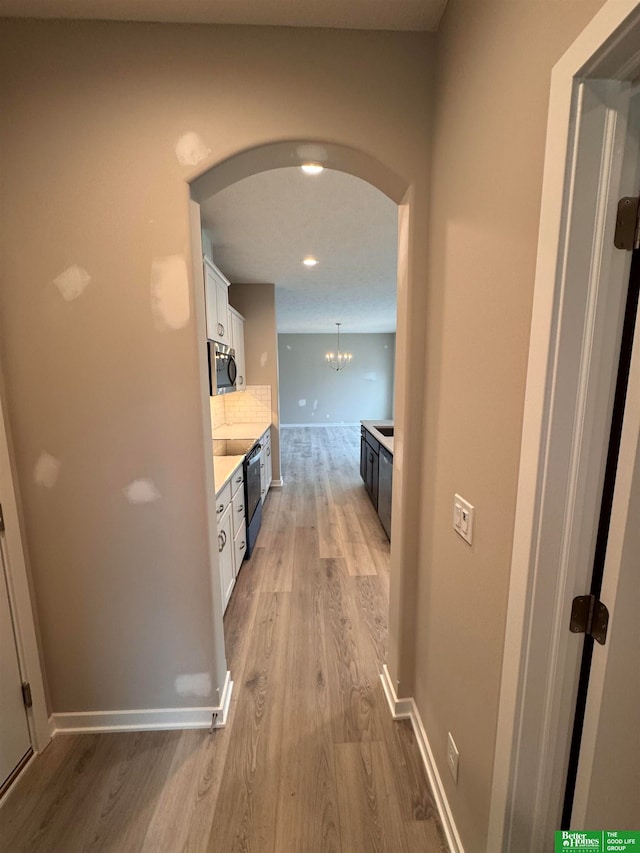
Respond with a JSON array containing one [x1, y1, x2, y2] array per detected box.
[[21, 682, 33, 708], [570, 595, 609, 645], [0, 502, 4, 533], [614, 196, 640, 250]]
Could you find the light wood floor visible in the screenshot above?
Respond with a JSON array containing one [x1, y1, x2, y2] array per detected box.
[[0, 426, 447, 853]]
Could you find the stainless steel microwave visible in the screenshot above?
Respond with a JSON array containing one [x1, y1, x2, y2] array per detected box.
[[208, 341, 237, 396]]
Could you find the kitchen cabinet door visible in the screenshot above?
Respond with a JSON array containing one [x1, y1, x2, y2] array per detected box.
[[365, 440, 379, 510], [217, 504, 234, 611], [231, 478, 246, 539], [203, 257, 231, 346], [214, 275, 231, 347], [229, 308, 246, 391], [265, 431, 273, 491], [204, 261, 217, 341], [360, 428, 367, 482], [378, 446, 392, 540], [234, 521, 247, 575], [260, 428, 272, 503]]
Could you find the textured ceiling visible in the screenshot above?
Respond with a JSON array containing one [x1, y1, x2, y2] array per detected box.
[[200, 168, 398, 334], [0, 0, 448, 31]]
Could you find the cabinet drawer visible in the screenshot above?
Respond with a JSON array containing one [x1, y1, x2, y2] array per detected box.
[[234, 520, 247, 571], [230, 467, 244, 498], [215, 481, 231, 518], [232, 485, 246, 538]]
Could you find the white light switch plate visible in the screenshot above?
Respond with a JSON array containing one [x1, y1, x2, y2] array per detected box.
[[453, 494, 474, 545]]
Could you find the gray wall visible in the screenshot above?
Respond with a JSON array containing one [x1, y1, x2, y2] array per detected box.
[[0, 20, 433, 716], [278, 334, 395, 424], [229, 283, 281, 479], [410, 2, 606, 849]]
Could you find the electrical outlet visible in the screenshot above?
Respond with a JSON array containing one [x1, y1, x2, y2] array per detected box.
[[453, 494, 474, 545], [447, 732, 459, 783]]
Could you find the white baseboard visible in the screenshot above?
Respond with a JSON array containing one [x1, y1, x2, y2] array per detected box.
[[380, 666, 465, 853], [380, 663, 413, 719], [50, 671, 234, 735], [270, 478, 284, 488], [0, 752, 37, 807], [218, 669, 233, 725], [279, 422, 360, 428]]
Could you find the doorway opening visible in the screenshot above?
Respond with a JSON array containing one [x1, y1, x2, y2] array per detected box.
[[0, 384, 49, 799], [191, 141, 410, 680], [561, 225, 639, 828], [180, 142, 446, 851]]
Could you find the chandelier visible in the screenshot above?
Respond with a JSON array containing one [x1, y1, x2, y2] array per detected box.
[[325, 323, 352, 371]]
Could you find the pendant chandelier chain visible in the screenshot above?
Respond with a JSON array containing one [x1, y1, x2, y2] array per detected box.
[[325, 322, 352, 371]]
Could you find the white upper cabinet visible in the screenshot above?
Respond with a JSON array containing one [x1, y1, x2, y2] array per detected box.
[[203, 257, 231, 346], [229, 307, 246, 391]]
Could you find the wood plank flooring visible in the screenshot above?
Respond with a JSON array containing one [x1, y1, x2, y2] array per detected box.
[[0, 426, 447, 853]]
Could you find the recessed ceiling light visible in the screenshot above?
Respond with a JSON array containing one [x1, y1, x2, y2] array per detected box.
[[300, 163, 324, 175], [303, 257, 318, 267]]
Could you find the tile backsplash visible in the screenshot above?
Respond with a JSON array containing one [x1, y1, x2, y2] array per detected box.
[[225, 385, 272, 423], [210, 396, 226, 430], [209, 385, 272, 436]]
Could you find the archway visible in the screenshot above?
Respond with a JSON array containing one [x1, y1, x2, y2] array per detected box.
[[187, 139, 420, 707]]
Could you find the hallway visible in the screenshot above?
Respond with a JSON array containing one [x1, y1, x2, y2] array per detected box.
[[0, 427, 447, 852]]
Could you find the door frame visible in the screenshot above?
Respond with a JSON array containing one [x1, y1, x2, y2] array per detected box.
[[0, 381, 51, 762], [488, 2, 640, 849], [570, 290, 640, 827]]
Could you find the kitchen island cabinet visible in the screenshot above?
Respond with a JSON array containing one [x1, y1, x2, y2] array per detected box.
[[360, 421, 394, 540], [364, 429, 379, 510], [377, 445, 392, 539]]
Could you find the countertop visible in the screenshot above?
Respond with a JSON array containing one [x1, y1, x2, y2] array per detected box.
[[361, 420, 394, 455], [213, 422, 271, 440], [211, 422, 271, 495], [213, 455, 244, 496]]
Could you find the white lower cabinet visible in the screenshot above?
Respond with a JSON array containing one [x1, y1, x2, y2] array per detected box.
[[216, 465, 246, 613], [260, 427, 272, 504], [265, 433, 272, 491], [217, 503, 234, 611], [231, 475, 247, 570], [234, 522, 247, 572]]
